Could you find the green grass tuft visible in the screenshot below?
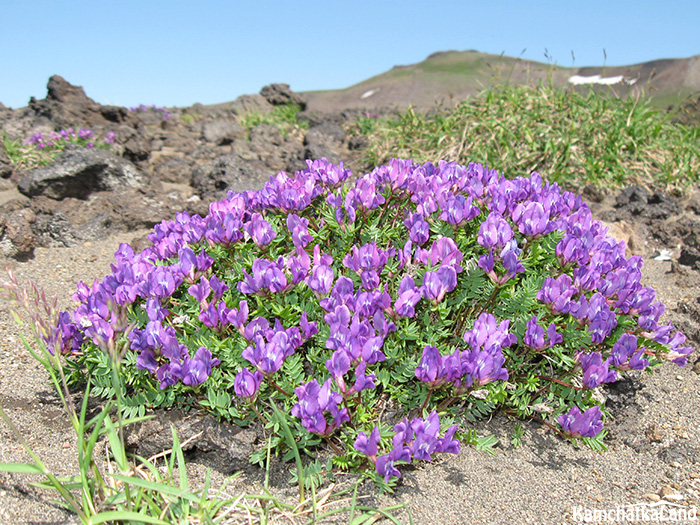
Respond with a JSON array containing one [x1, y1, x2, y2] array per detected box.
[[351, 84, 700, 191]]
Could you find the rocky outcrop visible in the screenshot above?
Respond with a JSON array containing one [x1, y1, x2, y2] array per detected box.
[[28, 75, 103, 129], [0, 77, 362, 259], [18, 147, 146, 200], [260, 83, 307, 109]]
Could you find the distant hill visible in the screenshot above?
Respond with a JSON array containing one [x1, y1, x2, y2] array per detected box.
[[301, 50, 700, 113]]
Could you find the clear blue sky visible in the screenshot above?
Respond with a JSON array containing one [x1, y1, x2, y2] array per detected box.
[[2, 0, 699, 109]]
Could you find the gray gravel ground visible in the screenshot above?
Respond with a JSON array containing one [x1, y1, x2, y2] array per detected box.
[[0, 229, 698, 524]]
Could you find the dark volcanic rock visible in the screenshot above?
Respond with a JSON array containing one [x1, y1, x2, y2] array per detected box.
[[304, 122, 346, 164], [201, 119, 245, 145], [100, 105, 132, 124], [0, 145, 13, 179], [28, 75, 102, 128], [18, 147, 146, 199], [260, 83, 306, 109], [191, 154, 269, 201]]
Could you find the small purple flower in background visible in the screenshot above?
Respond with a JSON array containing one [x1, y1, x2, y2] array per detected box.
[[538, 274, 577, 314], [523, 316, 562, 351], [234, 367, 264, 400], [461, 347, 509, 387], [438, 193, 480, 226], [226, 300, 249, 334], [188, 276, 211, 306], [558, 406, 604, 438], [609, 333, 646, 370], [500, 248, 525, 281], [326, 348, 351, 392], [148, 267, 181, 299], [523, 316, 545, 350], [660, 331, 694, 367], [579, 352, 617, 389], [136, 348, 158, 373]]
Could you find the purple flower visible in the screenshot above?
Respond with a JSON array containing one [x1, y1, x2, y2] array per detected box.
[[354, 426, 381, 460], [351, 361, 376, 394], [287, 214, 313, 248], [558, 406, 604, 438], [188, 276, 211, 305], [477, 212, 513, 249], [501, 248, 525, 280], [394, 275, 422, 318], [404, 213, 430, 245], [375, 447, 411, 482], [461, 347, 509, 387], [422, 265, 457, 304], [436, 424, 460, 455], [182, 346, 220, 386], [538, 274, 577, 313], [226, 300, 250, 332], [156, 361, 184, 389], [512, 201, 550, 237], [148, 267, 180, 299], [662, 330, 695, 367], [299, 311, 318, 340], [580, 352, 617, 389], [291, 379, 349, 436], [523, 316, 545, 350], [439, 193, 480, 226], [307, 264, 334, 295], [234, 367, 264, 399], [244, 213, 276, 248], [361, 336, 386, 364], [326, 349, 351, 392], [415, 345, 445, 387], [136, 348, 158, 373]]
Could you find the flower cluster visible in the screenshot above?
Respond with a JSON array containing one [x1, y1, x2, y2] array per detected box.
[[25, 128, 115, 150], [414, 313, 513, 390], [354, 411, 460, 482], [129, 104, 172, 120], [53, 157, 694, 483]]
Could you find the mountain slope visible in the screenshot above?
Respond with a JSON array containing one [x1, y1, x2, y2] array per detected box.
[[302, 50, 700, 112]]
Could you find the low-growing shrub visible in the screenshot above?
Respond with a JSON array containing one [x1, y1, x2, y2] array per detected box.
[[52, 158, 693, 487]]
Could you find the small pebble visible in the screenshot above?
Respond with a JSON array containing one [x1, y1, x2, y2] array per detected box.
[[676, 375, 683, 380], [643, 493, 661, 502], [671, 461, 682, 468], [660, 484, 676, 497]]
